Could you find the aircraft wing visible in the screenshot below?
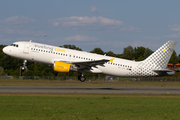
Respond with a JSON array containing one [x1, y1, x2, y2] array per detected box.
[[71, 59, 110, 67], [53, 58, 115, 70]]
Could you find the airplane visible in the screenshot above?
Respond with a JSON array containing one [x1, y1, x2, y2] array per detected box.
[[2, 40, 177, 82]]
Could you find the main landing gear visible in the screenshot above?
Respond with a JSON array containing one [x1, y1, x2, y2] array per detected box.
[[78, 72, 86, 82]]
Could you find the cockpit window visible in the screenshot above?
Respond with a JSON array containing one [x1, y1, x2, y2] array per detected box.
[[10, 44, 19, 47]]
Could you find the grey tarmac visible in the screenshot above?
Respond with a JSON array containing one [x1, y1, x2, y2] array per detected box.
[[0, 86, 180, 95]]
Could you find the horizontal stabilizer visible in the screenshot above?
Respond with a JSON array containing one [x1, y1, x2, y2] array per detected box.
[[153, 69, 174, 72], [153, 69, 175, 75]]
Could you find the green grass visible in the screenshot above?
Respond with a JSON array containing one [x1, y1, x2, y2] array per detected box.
[[0, 94, 180, 120]]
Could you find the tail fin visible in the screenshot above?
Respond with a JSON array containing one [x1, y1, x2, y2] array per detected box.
[[143, 40, 177, 69]]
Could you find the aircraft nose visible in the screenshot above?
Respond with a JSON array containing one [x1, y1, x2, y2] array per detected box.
[[2, 46, 9, 54]]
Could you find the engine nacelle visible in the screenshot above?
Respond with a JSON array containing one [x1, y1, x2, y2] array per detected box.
[[53, 61, 78, 73]]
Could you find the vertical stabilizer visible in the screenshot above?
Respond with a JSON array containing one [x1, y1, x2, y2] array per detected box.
[[143, 40, 177, 69]]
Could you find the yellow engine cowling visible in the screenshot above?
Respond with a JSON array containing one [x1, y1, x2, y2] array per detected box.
[[53, 61, 71, 73]]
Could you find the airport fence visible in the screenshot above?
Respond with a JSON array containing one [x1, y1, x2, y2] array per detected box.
[[0, 76, 180, 82]]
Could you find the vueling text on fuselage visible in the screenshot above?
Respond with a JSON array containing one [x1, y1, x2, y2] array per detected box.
[[54, 48, 65, 52], [34, 44, 65, 53], [34, 44, 54, 52]]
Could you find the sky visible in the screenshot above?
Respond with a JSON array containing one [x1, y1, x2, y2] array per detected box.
[[0, 0, 180, 54]]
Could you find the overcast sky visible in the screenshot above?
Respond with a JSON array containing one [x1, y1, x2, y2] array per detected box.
[[0, 0, 180, 54]]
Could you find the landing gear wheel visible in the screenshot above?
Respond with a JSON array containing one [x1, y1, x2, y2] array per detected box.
[[78, 75, 86, 82]]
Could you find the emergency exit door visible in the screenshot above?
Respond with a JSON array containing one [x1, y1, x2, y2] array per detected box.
[[23, 44, 29, 54]]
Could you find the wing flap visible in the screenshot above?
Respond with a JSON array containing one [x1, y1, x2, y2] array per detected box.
[[72, 59, 109, 67], [71, 58, 115, 67]]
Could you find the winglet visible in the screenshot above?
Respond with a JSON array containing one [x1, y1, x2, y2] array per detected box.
[[109, 58, 115, 63]]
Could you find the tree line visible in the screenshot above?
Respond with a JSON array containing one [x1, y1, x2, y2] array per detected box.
[[0, 44, 179, 77]]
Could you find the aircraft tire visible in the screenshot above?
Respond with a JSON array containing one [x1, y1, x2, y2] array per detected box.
[[78, 75, 86, 82]]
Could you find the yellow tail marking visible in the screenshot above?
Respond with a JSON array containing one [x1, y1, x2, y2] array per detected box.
[[109, 58, 115, 63]]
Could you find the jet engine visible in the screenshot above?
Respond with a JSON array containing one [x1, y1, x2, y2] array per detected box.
[[53, 61, 78, 73]]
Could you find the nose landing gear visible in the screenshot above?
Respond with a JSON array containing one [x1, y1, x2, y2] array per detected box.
[[20, 60, 28, 76]]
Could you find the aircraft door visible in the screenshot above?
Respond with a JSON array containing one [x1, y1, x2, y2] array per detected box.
[[23, 44, 29, 54]]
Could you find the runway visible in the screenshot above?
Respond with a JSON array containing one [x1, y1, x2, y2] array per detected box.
[[0, 86, 180, 95]]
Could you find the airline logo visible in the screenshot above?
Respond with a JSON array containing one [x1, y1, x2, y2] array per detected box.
[[109, 58, 115, 63], [163, 49, 166, 52]]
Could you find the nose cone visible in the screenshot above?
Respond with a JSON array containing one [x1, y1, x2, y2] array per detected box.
[[3, 46, 15, 57], [2, 46, 9, 54]]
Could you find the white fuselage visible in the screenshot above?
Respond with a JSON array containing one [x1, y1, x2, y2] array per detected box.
[[3, 41, 162, 77]]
